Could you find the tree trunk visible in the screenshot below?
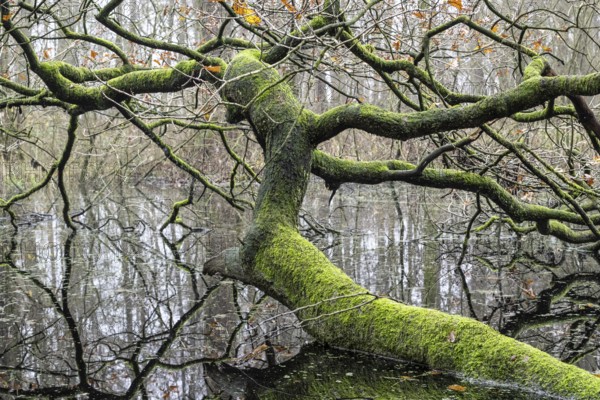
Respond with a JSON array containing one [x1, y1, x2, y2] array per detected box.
[[205, 50, 600, 400]]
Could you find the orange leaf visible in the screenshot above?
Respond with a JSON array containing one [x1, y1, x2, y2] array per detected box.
[[233, 0, 261, 25], [448, 384, 467, 392], [205, 65, 222, 73], [413, 11, 427, 19], [43, 49, 51, 59], [281, 0, 297, 13], [1, 13, 12, 22], [90, 50, 98, 59], [392, 40, 401, 51], [542, 46, 552, 52], [448, 0, 462, 11]]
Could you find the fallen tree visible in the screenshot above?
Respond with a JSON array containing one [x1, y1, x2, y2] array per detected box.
[[3, 0, 600, 398], [204, 49, 600, 399]]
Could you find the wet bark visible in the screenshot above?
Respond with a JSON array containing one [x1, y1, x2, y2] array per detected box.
[[204, 50, 600, 399]]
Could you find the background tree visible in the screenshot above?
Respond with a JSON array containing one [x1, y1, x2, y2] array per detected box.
[[2, 0, 600, 398]]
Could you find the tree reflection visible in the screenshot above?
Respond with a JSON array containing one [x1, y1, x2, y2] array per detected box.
[[0, 186, 306, 399], [3, 182, 600, 398]]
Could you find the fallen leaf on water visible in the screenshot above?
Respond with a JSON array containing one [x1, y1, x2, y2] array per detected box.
[[448, 384, 467, 392]]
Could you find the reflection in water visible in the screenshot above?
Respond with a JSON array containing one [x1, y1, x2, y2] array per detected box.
[[1, 179, 600, 398], [206, 344, 548, 400]]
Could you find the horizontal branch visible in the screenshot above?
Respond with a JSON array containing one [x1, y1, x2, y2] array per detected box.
[[312, 150, 600, 234], [313, 69, 600, 143]]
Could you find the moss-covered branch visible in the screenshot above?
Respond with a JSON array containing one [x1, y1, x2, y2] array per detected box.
[[204, 49, 600, 399], [311, 150, 600, 235], [313, 67, 600, 143], [205, 226, 600, 399]]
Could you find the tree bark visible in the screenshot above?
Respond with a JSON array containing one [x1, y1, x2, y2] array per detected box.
[[204, 50, 600, 399]]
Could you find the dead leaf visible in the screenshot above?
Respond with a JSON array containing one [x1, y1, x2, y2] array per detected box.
[[448, 384, 467, 392], [90, 50, 98, 59], [233, 0, 261, 25], [413, 11, 427, 19], [585, 174, 595, 186], [205, 65, 222, 73], [448, 0, 463, 11], [1, 13, 12, 22], [236, 344, 269, 363], [281, 0, 297, 13]]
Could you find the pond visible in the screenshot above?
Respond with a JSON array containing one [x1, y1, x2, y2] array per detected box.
[[0, 177, 598, 399]]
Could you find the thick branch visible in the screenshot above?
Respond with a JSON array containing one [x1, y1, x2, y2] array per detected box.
[[204, 227, 600, 399], [313, 70, 600, 143]]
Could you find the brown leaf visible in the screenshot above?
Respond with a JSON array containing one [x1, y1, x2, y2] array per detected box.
[[448, 384, 467, 392], [448, 0, 463, 11], [281, 0, 297, 13], [205, 65, 222, 73], [233, 0, 261, 25], [237, 343, 269, 363], [585, 174, 595, 186], [90, 50, 98, 59], [1, 13, 12, 22]]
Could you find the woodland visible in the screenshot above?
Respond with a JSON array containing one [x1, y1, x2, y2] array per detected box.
[[2, 0, 600, 398]]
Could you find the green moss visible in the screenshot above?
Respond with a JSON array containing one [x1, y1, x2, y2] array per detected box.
[[523, 56, 549, 81], [216, 37, 600, 400], [249, 224, 600, 399]]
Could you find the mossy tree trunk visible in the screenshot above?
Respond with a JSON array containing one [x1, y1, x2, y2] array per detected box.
[[204, 50, 600, 400]]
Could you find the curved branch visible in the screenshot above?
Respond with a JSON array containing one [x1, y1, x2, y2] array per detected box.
[[311, 150, 600, 232], [313, 68, 600, 143]]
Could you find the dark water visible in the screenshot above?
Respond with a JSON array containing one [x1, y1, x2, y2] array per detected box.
[[0, 179, 597, 399]]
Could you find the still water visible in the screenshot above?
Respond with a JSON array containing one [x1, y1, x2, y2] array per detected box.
[[0, 178, 597, 399]]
